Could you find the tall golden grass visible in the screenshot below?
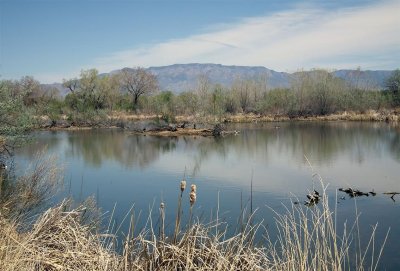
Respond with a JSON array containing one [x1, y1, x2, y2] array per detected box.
[[0, 157, 389, 270], [0, 150, 63, 220]]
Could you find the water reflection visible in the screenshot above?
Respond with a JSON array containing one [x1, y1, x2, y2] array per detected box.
[[65, 130, 178, 168], [18, 122, 400, 186], [231, 122, 400, 165]]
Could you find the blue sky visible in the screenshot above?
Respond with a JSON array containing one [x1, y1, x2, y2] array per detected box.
[[1, 0, 399, 83]]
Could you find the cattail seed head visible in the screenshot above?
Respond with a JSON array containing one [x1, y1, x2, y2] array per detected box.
[[190, 191, 197, 206], [190, 184, 196, 193], [180, 180, 186, 192]]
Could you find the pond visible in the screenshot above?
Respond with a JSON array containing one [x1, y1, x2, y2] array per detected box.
[[15, 121, 400, 269]]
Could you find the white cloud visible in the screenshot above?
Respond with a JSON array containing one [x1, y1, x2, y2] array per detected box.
[[41, 0, 400, 83]]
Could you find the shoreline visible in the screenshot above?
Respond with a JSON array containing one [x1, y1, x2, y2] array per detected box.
[[36, 109, 400, 135]]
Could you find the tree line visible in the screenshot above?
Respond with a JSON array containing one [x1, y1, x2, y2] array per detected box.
[[1, 68, 400, 128]]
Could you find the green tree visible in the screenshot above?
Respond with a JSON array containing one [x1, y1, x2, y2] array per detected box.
[[18, 76, 42, 107], [385, 69, 400, 106], [0, 79, 34, 160], [258, 88, 294, 115], [211, 85, 225, 117], [156, 91, 175, 114], [232, 78, 251, 113], [291, 70, 345, 116], [63, 69, 120, 112], [176, 91, 199, 115], [62, 77, 78, 93], [309, 70, 342, 115], [79, 69, 101, 109]]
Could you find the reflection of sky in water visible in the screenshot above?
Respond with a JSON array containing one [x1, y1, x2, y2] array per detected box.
[[14, 122, 400, 270]]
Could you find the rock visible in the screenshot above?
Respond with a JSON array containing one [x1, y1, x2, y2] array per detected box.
[[55, 120, 71, 128], [212, 124, 224, 137], [41, 119, 56, 128]]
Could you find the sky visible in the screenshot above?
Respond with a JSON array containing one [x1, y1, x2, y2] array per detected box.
[[0, 0, 399, 83]]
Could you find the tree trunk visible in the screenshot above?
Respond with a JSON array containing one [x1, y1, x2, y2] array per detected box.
[[132, 95, 139, 110]]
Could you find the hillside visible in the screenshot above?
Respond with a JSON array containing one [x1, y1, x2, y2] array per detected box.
[[46, 64, 395, 95]]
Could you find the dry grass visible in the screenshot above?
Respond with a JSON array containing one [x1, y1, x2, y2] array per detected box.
[[0, 200, 120, 271], [109, 109, 400, 124], [0, 150, 63, 219], [0, 159, 389, 270], [0, 203, 269, 271], [38, 109, 400, 132], [265, 158, 390, 271], [0, 189, 388, 270], [268, 192, 388, 271]]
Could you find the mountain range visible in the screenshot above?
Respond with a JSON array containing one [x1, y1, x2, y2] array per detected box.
[[48, 63, 395, 95]]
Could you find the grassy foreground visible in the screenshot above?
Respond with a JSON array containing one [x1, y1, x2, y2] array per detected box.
[[0, 154, 388, 270], [0, 193, 388, 270]]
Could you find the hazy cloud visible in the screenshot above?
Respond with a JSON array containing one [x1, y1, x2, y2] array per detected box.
[[38, 0, 400, 82]]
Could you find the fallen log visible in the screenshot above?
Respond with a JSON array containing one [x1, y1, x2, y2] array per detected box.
[[383, 192, 400, 201]]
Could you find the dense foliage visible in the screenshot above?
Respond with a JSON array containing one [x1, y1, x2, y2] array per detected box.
[[0, 68, 399, 132]]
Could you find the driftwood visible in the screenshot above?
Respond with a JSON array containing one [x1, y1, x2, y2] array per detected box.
[[293, 190, 321, 206], [339, 188, 369, 197], [131, 123, 240, 137], [305, 190, 321, 206], [338, 188, 399, 202], [383, 192, 400, 201], [143, 125, 177, 132]]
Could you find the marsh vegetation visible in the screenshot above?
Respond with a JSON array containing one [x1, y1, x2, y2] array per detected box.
[[1, 69, 400, 131], [0, 162, 389, 270]]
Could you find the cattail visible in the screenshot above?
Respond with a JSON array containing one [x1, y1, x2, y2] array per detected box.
[[159, 202, 165, 241], [190, 191, 197, 206], [188, 184, 197, 230], [174, 180, 186, 244], [180, 180, 186, 193]]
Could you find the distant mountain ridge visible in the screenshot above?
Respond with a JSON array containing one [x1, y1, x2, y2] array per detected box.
[[147, 63, 292, 92], [47, 63, 395, 95]]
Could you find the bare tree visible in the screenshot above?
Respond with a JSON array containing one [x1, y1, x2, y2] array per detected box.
[[119, 67, 158, 109], [195, 74, 211, 115]]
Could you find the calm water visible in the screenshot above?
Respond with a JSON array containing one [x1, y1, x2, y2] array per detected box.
[[15, 122, 400, 269]]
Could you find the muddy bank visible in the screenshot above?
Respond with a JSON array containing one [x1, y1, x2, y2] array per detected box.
[[36, 109, 400, 132], [133, 127, 215, 137]]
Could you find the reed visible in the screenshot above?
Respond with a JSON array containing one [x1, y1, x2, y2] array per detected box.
[[159, 202, 165, 241], [0, 149, 63, 220], [189, 184, 197, 229], [173, 179, 186, 244], [0, 164, 389, 270]]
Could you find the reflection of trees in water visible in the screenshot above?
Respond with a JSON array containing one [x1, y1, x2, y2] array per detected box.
[[17, 123, 400, 172], [187, 122, 400, 173], [185, 132, 275, 177], [15, 131, 63, 157], [277, 122, 400, 165], [16, 130, 178, 169], [66, 131, 178, 169], [389, 126, 400, 161]]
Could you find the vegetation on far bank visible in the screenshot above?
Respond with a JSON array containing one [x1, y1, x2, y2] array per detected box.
[[1, 68, 400, 131]]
